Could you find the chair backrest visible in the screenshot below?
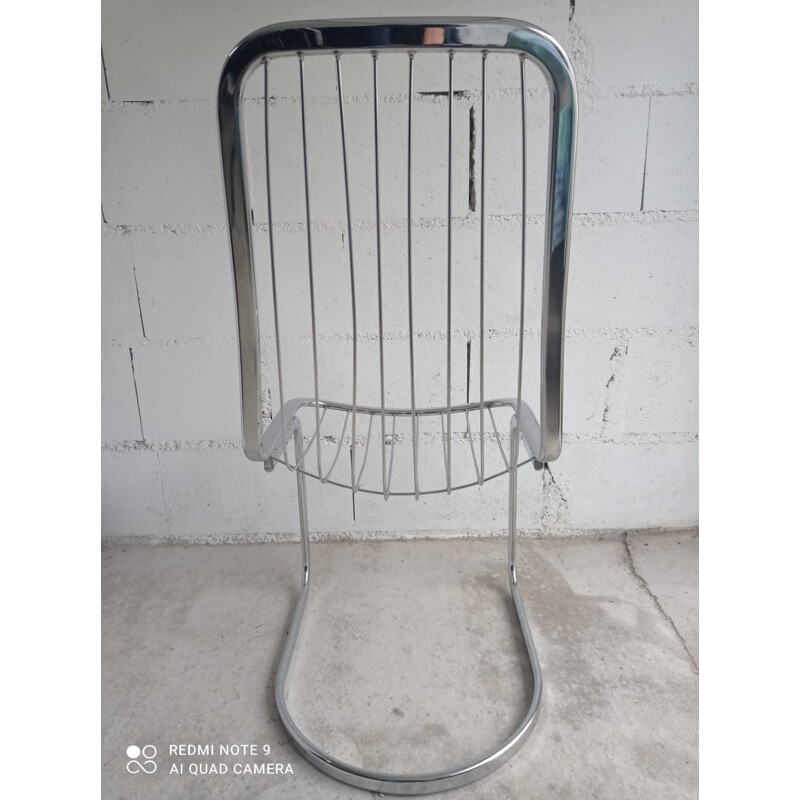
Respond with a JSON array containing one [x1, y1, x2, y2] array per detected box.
[[218, 17, 578, 476]]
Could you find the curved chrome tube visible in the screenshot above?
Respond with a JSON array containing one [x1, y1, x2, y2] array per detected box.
[[218, 17, 577, 793], [218, 17, 577, 464], [276, 418, 541, 795]]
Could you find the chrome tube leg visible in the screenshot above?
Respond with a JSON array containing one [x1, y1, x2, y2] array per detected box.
[[507, 415, 542, 728], [294, 424, 311, 581], [509, 417, 519, 575], [275, 419, 316, 772], [275, 423, 311, 750]]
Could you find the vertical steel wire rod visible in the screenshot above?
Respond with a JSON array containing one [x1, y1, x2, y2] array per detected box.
[[385, 413, 397, 494], [354, 413, 374, 492], [372, 52, 389, 501], [514, 56, 528, 486], [297, 53, 324, 480], [295, 407, 328, 470], [464, 409, 481, 481], [335, 52, 358, 496], [263, 61, 289, 469], [440, 412, 449, 481], [323, 409, 351, 483], [488, 406, 511, 470], [407, 52, 420, 500], [445, 50, 454, 495], [479, 51, 487, 485]]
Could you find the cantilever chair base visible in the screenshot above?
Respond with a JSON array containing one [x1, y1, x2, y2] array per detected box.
[[275, 419, 542, 795]]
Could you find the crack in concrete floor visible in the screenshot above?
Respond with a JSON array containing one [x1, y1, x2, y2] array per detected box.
[[622, 530, 699, 674]]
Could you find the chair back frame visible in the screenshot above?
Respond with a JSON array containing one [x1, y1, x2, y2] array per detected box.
[[218, 17, 578, 468]]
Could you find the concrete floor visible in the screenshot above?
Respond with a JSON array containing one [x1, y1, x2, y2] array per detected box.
[[102, 531, 698, 799]]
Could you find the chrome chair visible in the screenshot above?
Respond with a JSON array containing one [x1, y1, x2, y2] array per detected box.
[[218, 17, 577, 794]]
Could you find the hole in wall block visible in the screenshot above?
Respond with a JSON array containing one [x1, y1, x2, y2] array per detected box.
[[466, 340, 472, 403], [469, 105, 476, 212]]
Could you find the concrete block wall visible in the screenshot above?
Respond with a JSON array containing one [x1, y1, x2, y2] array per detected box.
[[102, 0, 698, 542]]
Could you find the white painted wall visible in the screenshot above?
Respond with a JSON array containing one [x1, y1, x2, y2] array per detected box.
[[101, 0, 698, 541]]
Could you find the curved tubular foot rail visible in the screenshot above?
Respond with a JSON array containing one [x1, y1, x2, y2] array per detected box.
[[275, 418, 541, 795]]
